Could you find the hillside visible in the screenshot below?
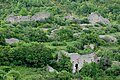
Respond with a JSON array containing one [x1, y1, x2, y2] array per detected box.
[[0, 0, 120, 80]]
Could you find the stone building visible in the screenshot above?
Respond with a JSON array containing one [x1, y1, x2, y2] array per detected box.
[[59, 50, 100, 73]]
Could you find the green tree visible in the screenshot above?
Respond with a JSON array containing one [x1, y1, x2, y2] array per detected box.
[[80, 62, 101, 79], [57, 28, 73, 41], [57, 70, 72, 80], [0, 33, 5, 45], [99, 57, 112, 70], [27, 28, 48, 42], [54, 54, 72, 72], [19, 7, 28, 16]]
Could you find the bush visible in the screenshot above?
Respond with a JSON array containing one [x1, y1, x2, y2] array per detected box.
[[26, 28, 48, 42], [56, 28, 73, 41], [0, 70, 6, 80], [4, 70, 21, 80], [56, 70, 72, 80], [66, 45, 77, 53], [0, 43, 53, 68], [79, 32, 105, 46], [106, 64, 120, 76], [54, 54, 72, 72], [0, 33, 5, 45], [99, 57, 112, 70], [51, 41, 67, 46], [80, 62, 102, 79], [24, 74, 45, 80]]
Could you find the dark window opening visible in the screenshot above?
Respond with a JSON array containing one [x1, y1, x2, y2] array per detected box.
[[75, 64, 78, 72], [97, 60, 100, 62]]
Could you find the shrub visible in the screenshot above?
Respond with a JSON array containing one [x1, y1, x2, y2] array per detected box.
[[99, 57, 112, 70], [26, 28, 48, 42], [0, 33, 5, 45], [0, 43, 53, 68], [0, 70, 6, 80], [80, 62, 102, 79], [79, 32, 105, 46], [24, 74, 45, 80], [66, 45, 77, 53], [56, 28, 73, 41], [51, 41, 67, 46], [3, 70, 21, 80], [54, 54, 72, 72], [56, 70, 72, 80]]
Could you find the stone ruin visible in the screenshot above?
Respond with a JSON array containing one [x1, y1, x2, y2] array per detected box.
[[6, 12, 50, 23], [58, 50, 100, 73], [5, 38, 19, 44], [88, 12, 111, 26]]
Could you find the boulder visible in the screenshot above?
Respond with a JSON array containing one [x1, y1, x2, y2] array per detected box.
[[47, 65, 57, 73], [88, 12, 111, 26], [82, 27, 89, 31], [99, 35, 117, 42], [5, 38, 19, 44], [64, 15, 76, 20], [84, 44, 95, 50], [73, 33, 81, 38]]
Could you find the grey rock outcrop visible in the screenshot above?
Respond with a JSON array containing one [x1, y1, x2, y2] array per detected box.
[[88, 12, 111, 26], [99, 35, 117, 42], [6, 12, 50, 23], [5, 38, 19, 44], [84, 44, 95, 50], [64, 15, 76, 21], [47, 65, 57, 73], [73, 33, 81, 38]]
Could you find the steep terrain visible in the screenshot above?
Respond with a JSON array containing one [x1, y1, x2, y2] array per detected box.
[[0, 0, 120, 80]]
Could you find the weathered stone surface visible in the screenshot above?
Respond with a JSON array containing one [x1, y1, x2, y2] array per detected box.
[[6, 16, 31, 23], [64, 15, 81, 23], [6, 12, 50, 23], [59, 50, 100, 73], [48, 27, 64, 40], [88, 12, 111, 26], [64, 15, 76, 20], [5, 38, 19, 44], [69, 53, 100, 73], [31, 12, 50, 21], [80, 24, 94, 27], [73, 33, 81, 38], [84, 44, 95, 50], [47, 65, 57, 73], [99, 35, 117, 42], [82, 27, 89, 31], [112, 61, 120, 65]]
